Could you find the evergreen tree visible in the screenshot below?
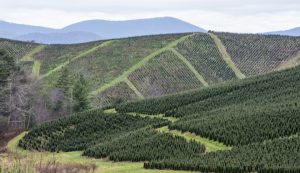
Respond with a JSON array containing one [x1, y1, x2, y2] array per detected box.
[[53, 68, 72, 113], [55, 68, 71, 95], [73, 74, 89, 113], [0, 49, 16, 84]]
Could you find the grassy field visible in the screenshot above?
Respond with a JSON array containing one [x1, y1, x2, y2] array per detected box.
[[156, 126, 231, 152], [4, 132, 196, 173]]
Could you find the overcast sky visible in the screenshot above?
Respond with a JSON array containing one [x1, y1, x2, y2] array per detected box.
[[0, 0, 300, 33]]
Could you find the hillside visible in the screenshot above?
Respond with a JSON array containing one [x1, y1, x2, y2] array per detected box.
[[1, 32, 300, 109], [0, 17, 205, 44], [115, 62, 300, 172], [18, 58, 300, 172]]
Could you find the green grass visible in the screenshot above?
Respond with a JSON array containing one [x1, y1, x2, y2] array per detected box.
[[171, 48, 209, 86], [90, 34, 192, 96], [31, 60, 41, 76], [6, 132, 195, 173], [124, 78, 144, 99], [277, 51, 300, 70], [21, 45, 46, 62], [128, 112, 177, 122], [209, 33, 245, 79], [19, 45, 46, 76], [156, 126, 231, 152]]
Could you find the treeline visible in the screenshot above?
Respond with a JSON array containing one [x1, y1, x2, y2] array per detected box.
[[83, 128, 205, 162], [145, 136, 300, 173], [19, 109, 168, 152]]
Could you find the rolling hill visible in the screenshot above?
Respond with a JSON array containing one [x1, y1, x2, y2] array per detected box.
[[1, 32, 300, 109], [0, 17, 205, 44], [19, 55, 300, 172], [2, 31, 300, 173]]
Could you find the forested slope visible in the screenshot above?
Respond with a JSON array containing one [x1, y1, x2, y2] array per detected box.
[[1, 32, 300, 109]]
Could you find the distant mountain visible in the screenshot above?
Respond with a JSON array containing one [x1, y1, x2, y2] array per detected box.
[[265, 27, 300, 37], [0, 21, 54, 39], [0, 17, 205, 44], [62, 17, 205, 39], [16, 31, 102, 44]]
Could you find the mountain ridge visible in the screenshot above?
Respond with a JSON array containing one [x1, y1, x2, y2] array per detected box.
[[0, 17, 205, 44]]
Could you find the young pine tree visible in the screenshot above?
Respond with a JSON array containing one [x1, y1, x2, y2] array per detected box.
[[55, 68, 71, 95], [73, 74, 89, 113]]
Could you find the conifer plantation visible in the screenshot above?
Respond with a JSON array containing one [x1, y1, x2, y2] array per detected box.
[[1, 29, 300, 173]]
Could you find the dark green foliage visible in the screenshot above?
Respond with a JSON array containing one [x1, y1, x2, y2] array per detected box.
[[117, 65, 300, 145], [173, 64, 300, 117], [19, 109, 168, 152], [145, 136, 300, 173], [216, 32, 300, 76], [73, 74, 90, 113], [0, 49, 16, 118], [83, 128, 205, 162], [175, 33, 237, 84], [128, 50, 202, 97], [171, 101, 300, 145], [55, 68, 72, 95], [0, 49, 16, 83]]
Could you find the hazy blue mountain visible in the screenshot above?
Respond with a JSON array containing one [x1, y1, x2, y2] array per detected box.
[[0, 21, 55, 39], [16, 31, 102, 44], [63, 17, 206, 39], [0, 17, 205, 44], [265, 27, 300, 37]]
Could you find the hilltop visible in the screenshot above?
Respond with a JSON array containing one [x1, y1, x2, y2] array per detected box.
[[1, 32, 300, 110]]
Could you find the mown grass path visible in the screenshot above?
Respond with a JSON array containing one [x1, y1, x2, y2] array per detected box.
[[41, 41, 114, 79], [157, 126, 231, 152], [171, 48, 209, 87], [209, 33, 245, 79], [124, 78, 145, 99], [277, 51, 300, 70], [5, 132, 195, 173], [90, 35, 192, 96], [20, 45, 46, 62], [20, 45, 46, 76]]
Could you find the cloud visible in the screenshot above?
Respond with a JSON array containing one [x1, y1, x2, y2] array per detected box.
[[0, 0, 299, 32]]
